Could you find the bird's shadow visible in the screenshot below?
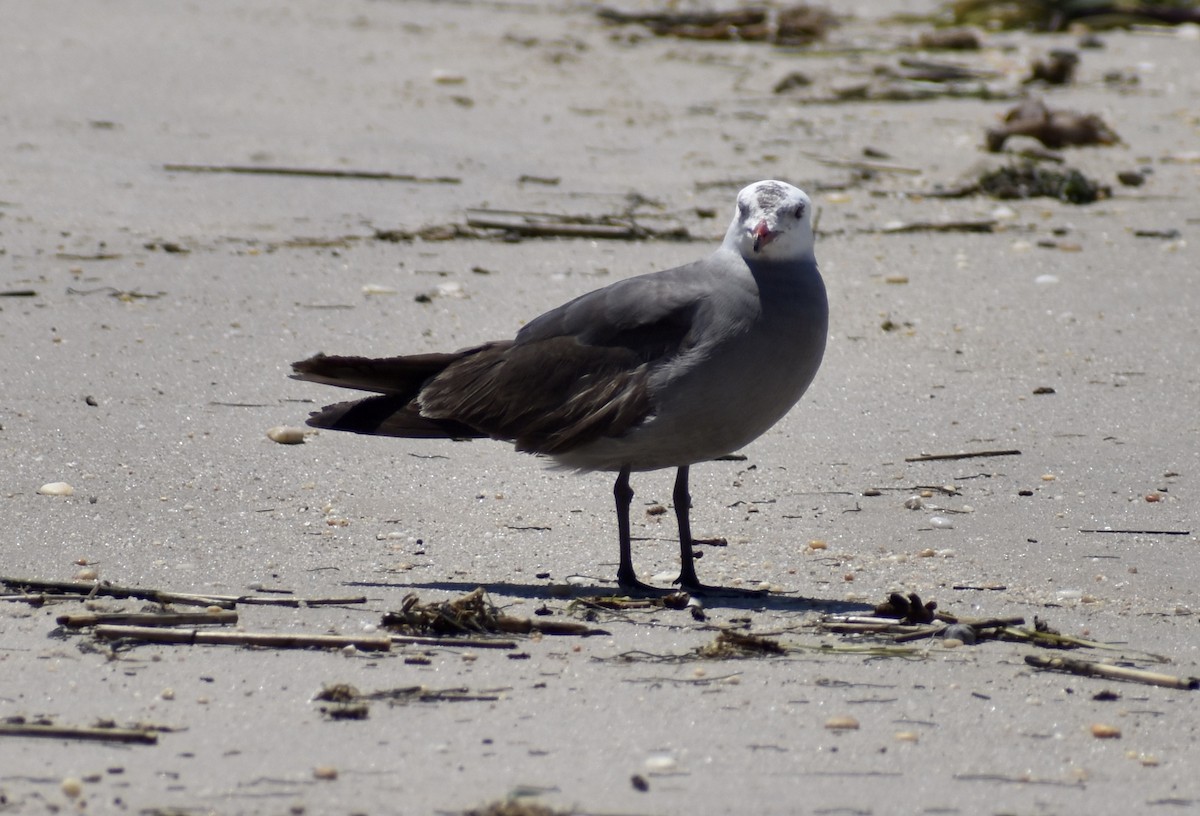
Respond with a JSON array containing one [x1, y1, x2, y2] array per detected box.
[[345, 578, 873, 615]]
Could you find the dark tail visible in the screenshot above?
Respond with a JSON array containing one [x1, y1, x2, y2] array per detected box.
[[291, 352, 486, 440]]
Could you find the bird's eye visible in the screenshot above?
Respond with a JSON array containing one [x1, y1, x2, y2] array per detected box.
[[794, 204, 805, 219], [738, 202, 750, 218]]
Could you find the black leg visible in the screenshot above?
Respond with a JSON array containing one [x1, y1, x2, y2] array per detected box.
[[613, 466, 668, 593], [614, 466, 638, 587], [673, 466, 702, 589], [672, 466, 765, 597]]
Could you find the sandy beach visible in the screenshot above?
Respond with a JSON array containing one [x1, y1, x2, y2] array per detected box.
[[2, 2, 1198, 813]]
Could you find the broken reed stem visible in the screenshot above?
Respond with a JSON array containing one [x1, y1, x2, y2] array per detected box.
[[162, 163, 460, 184], [93, 625, 392, 652], [0, 723, 158, 744], [58, 610, 238, 628], [1025, 655, 1199, 690], [0, 576, 238, 608], [0, 576, 366, 609], [905, 449, 1022, 462], [391, 635, 518, 650]]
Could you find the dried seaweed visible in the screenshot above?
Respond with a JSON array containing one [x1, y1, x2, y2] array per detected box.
[[698, 629, 787, 658], [597, 4, 836, 45], [381, 588, 607, 638], [948, 0, 1200, 32], [978, 162, 1110, 204]]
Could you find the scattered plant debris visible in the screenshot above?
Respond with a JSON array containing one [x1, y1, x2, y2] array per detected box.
[[1025, 49, 1079, 85], [462, 799, 572, 816], [875, 592, 938, 624], [948, 0, 1200, 31], [698, 629, 786, 658], [978, 162, 1110, 204], [987, 99, 1120, 151], [916, 26, 983, 49], [597, 5, 836, 45], [382, 588, 607, 638]]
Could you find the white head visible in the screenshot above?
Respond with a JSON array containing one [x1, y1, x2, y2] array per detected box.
[[722, 180, 815, 263]]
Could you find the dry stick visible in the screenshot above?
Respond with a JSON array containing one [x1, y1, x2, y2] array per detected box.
[[162, 163, 460, 184], [0, 577, 367, 609], [57, 611, 239, 628], [0, 723, 158, 744], [800, 151, 923, 175], [905, 449, 1022, 463], [1025, 655, 1199, 691], [0, 576, 238, 608], [93, 625, 392, 652], [464, 213, 645, 240], [391, 635, 518, 650], [1079, 528, 1191, 536], [880, 219, 999, 234]]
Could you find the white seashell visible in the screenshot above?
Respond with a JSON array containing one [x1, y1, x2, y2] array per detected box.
[[266, 426, 308, 444], [38, 482, 74, 497]]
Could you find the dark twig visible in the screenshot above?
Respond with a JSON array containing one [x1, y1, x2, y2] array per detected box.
[[905, 449, 1021, 462], [0, 722, 159, 744], [93, 625, 392, 651], [163, 163, 460, 184], [1025, 655, 1198, 690]]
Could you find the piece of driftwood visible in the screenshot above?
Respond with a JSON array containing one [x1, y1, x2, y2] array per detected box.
[[905, 449, 1021, 462], [162, 163, 460, 184], [801, 152, 923, 175], [1, 576, 238, 608], [1025, 655, 1199, 690], [93, 625, 392, 651], [465, 209, 689, 241], [880, 219, 999, 234], [1079, 528, 1191, 536], [391, 635, 518, 650], [0, 722, 158, 744], [0, 576, 368, 609], [57, 610, 239, 628]]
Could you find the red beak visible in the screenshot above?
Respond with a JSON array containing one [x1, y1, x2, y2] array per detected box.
[[752, 220, 775, 252]]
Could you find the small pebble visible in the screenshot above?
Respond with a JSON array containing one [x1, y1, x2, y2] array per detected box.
[[38, 481, 75, 497], [313, 765, 339, 780], [825, 715, 860, 731], [904, 496, 924, 510], [807, 539, 827, 551], [644, 754, 677, 772], [918, 548, 937, 558], [160, 687, 175, 701], [894, 731, 919, 743], [928, 515, 953, 529], [74, 567, 98, 581], [1091, 723, 1121, 739], [61, 778, 83, 798], [1145, 493, 1162, 503], [361, 283, 397, 296], [266, 426, 307, 445], [1041, 473, 1057, 481]]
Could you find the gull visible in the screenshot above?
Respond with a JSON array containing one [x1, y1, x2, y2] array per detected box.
[[291, 180, 828, 592]]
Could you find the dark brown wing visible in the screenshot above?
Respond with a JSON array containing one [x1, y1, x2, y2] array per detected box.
[[292, 262, 709, 452], [419, 336, 659, 455]]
